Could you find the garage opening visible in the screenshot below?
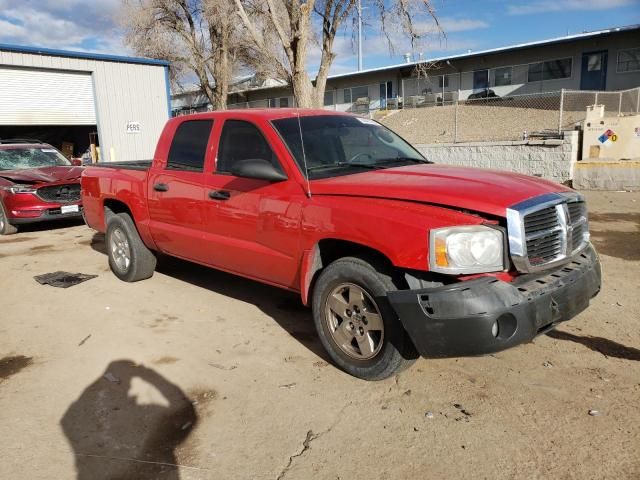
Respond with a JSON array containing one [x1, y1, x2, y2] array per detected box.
[[0, 67, 99, 160]]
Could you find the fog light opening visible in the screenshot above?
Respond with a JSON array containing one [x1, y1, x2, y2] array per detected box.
[[494, 313, 517, 340]]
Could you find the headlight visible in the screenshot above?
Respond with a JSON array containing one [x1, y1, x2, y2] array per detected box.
[[430, 225, 505, 274], [2, 185, 37, 194]]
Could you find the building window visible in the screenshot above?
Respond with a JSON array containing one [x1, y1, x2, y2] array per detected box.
[[324, 90, 334, 106], [351, 86, 369, 102], [268, 98, 277, 108], [528, 58, 572, 82], [437, 75, 449, 88], [617, 47, 640, 73], [343, 88, 351, 103], [279, 97, 289, 108], [494, 66, 512, 86]]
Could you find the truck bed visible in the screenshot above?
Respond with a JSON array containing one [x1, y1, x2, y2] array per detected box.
[[93, 160, 152, 171]]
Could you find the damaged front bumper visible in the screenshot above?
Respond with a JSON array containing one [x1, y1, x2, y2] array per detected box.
[[387, 244, 601, 358]]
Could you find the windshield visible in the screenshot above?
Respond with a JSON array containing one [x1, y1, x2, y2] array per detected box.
[[0, 147, 71, 171], [272, 115, 430, 179]]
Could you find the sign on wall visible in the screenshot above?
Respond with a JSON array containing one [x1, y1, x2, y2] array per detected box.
[[126, 121, 141, 134]]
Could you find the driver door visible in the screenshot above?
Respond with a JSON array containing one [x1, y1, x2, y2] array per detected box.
[[200, 119, 302, 288]]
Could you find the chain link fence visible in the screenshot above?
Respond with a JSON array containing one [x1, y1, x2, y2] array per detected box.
[[381, 87, 640, 144]]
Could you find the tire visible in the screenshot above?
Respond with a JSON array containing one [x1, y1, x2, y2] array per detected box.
[[312, 256, 418, 381], [106, 212, 156, 282], [0, 200, 18, 235]]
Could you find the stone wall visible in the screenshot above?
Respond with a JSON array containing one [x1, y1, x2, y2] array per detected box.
[[414, 131, 580, 184]]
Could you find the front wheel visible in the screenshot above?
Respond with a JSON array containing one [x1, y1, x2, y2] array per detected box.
[[312, 257, 417, 380]]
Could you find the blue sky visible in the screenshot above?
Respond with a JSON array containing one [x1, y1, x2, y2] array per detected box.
[[0, 0, 639, 78]]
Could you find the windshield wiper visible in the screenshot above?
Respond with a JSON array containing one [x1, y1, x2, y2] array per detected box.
[[376, 157, 432, 164], [306, 162, 383, 172]]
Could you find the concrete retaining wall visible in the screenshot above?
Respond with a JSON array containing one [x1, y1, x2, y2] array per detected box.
[[415, 131, 580, 184]]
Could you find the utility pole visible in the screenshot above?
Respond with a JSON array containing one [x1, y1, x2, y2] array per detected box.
[[357, 0, 363, 71]]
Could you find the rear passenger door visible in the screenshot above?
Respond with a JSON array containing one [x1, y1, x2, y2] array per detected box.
[[147, 119, 214, 261], [201, 119, 302, 288]]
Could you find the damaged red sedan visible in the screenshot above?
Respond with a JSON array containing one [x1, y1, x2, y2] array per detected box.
[[0, 140, 83, 235]]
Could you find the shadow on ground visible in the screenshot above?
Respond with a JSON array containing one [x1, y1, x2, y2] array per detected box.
[[589, 212, 640, 261], [547, 330, 640, 361], [61, 360, 197, 480], [13, 218, 85, 234], [89, 233, 328, 362]]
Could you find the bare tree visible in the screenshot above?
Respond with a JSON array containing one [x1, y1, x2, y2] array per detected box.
[[121, 0, 235, 110], [233, 0, 442, 108]]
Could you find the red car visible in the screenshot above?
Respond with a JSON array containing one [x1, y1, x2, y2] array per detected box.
[[82, 110, 601, 380], [0, 140, 83, 235]]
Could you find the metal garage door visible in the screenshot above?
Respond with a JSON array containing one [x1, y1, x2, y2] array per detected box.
[[0, 67, 96, 125]]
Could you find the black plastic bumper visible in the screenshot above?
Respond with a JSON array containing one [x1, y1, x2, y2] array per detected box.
[[387, 244, 602, 358]]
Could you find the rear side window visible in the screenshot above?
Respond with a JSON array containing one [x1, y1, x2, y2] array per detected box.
[[166, 120, 213, 171], [216, 120, 283, 174]]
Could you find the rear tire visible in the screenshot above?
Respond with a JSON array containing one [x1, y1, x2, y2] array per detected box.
[[106, 212, 156, 282], [312, 257, 417, 381], [0, 200, 18, 235]]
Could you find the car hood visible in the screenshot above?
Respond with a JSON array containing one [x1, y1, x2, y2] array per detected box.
[[310, 164, 571, 217], [0, 166, 83, 185]]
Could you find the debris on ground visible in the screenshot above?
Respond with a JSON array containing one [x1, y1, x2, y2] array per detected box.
[[543, 361, 553, 368], [425, 411, 434, 419], [279, 383, 297, 389], [588, 409, 601, 416], [34, 271, 97, 288], [208, 362, 238, 371], [78, 334, 91, 346]]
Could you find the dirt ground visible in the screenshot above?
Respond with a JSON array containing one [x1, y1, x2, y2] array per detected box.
[[1, 191, 638, 480]]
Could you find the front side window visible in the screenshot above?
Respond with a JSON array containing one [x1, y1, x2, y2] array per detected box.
[[167, 120, 212, 171], [217, 120, 282, 174], [617, 47, 640, 72], [0, 147, 71, 171], [272, 115, 429, 180]]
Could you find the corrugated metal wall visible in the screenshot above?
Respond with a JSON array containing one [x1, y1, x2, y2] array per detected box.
[[0, 49, 169, 161]]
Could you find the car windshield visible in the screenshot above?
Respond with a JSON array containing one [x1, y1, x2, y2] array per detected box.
[[271, 115, 430, 179], [0, 147, 71, 171]]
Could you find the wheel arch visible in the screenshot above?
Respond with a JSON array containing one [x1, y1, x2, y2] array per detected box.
[[300, 238, 397, 306]]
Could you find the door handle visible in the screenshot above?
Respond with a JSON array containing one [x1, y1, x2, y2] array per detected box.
[[209, 190, 231, 201], [153, 183, 169, 192]]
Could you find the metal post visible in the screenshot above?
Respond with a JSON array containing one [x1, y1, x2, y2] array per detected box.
[[594, 92, 599, 105], [636, 87, 640, 113], [558, 88, 565, 135], [618, 91, 622, 115], [454, 98, 459, 143], [357, 0, 363, 71]]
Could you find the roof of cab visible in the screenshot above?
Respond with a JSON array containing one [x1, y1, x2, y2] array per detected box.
[[171, 108, 353, 122]]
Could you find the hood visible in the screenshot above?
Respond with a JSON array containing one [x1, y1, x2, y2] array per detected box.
[[310, 164, 571, 217], [0, 166, 83, 185]]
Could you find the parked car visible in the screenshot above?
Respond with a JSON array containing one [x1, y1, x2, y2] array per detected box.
[[0, 139, 83, 235], [81, 110, 601, 380]]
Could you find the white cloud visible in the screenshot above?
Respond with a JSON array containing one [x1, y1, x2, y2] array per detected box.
[[434, 17, 490, 33], [508, 0, 637, 15], [0, 0, 128, 54]]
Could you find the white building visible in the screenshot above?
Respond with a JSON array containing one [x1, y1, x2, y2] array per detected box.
[[0, 44, 170, 162]]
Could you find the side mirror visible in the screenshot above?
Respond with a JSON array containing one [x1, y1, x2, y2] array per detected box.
[[230, 158, 287, 182], [71, 158, 83, 166]]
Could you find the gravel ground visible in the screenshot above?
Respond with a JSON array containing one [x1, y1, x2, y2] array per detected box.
[[1, 191, 639, 480], [381, 104, 587, 144]]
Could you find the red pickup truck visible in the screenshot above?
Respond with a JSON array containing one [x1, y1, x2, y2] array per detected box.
[[82, 110, 601, 380]]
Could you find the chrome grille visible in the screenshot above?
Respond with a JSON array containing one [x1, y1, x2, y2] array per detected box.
[[507, 192, 589, 273], [523, 206, 564, 266], [36, 184, 81, 203]]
